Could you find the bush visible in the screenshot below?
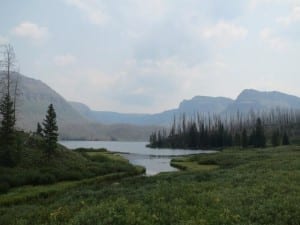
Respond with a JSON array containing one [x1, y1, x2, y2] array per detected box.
[[36, 173, 56, 185], [62, 171, 85, 181], [26, 170, 56, 185], [0, 182, 10, 194]]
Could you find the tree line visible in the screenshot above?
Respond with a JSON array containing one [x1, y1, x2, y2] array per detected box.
[[0, 44, 58, 167], [148, 110, 295, 149]]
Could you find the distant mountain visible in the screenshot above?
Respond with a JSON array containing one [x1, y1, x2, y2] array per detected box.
[[178, 96, 233, 114], [225, 89, 300, 113], [16, 73, 87, 131], [69, 101, 177, 126], [69, 96, 234, 126], [0, 72, 159, 141], [70, 90, 300, 126]]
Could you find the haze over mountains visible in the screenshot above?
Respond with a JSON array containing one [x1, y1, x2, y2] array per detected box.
[[70, 89, 300, 126], [3, 72, 300, 141], [2, 72, 159, 141]]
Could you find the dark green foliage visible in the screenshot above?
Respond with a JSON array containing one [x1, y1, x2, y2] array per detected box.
[[272, 129, 281, 147], [0, 133, 140, 191], [251, 118, 266, 148], [234, 132, 241, 147], [241, 128, 248, 148], [0, 44, 20, 167], [0, 94, 16, 143], [282, 132, 290, 145], [73, 148, 107, 153], [0, 94, 17, 166], [0, 182, 10, 194], [42, 104, 58, 159], [149, 115, 272, 149], [36, 122, 43, 136], [0, 146, 299, 225]]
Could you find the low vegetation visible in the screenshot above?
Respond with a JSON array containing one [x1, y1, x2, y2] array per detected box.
[[0, 132, 144, 194], [1, 145, 299, 225]]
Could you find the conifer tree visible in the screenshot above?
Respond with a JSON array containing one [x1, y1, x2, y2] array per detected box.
[[36, 122, 43, 136], [0, 94, 16, 166], [0, 44, 19, 166], [271, 129, 280, 147], [42, 104, 58, 159], [282, 132, 290, 145], [253, 118, 266, 148], [241, 128, 248, 148]]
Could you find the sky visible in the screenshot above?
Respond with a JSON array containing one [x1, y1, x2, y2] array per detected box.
[[0, 0, 300, 113]]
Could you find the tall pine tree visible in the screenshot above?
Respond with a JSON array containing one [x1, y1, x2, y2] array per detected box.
[[36, 122, 43, 137], [0, 94, 16, 166], [241, 128, 248, 148], [42, 104, 58, 159], [0, 45, 19, 166], [252, 118, 266, 148]]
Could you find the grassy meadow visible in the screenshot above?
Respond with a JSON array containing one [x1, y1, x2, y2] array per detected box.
[[1, 145, 299, 225], [0, 134, 144, 194]]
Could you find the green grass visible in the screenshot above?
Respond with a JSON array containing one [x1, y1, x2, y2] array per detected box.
[[171, 157, 219, 171], [0, 172, 138, 206], [0, 134, 144, 193], [1, 145, 300, 225], [85, 151, 128, 162]]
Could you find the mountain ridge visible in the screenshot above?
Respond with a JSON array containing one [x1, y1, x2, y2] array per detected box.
[[70, 89, 300, 126], [0, 72, 160, 141], [3, 72, 300, 139]]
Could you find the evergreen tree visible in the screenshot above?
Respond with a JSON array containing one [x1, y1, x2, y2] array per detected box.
[[271, 129, 280, 147], [42, 104, 58, 159], [0, 45, 19, 166], [253, 118, 266, 148], [282, 132, 290, 145], [0, 94, 16, 166], [0, 94, 16, 144], [187, 123, 198, 148], [234, 133, 241, 147], [241, 128, 248, 148], [36, 122, 43, 136]]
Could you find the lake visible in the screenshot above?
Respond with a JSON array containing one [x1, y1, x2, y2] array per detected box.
[[60, 141, 216, 175]]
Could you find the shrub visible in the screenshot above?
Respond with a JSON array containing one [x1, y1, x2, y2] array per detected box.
[[0, 182, 10, 194], [36, 173, 56, 185]]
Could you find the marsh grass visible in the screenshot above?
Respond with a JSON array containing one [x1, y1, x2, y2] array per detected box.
[[1, 145, 299, 225]]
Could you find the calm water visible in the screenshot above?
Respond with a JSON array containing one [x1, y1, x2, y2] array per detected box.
[[60, 141, 215, 175]]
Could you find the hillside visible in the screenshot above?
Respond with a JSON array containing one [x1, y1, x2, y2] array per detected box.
[[16, 73, 88, 131], [0, 72, 158, 141], [0, 132, 143, 195]]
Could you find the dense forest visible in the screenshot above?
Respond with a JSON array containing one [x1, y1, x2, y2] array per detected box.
[[148, 109, 299, 149]]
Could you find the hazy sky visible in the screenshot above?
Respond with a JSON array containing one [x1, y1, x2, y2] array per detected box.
[[1, 0, 300, 113]]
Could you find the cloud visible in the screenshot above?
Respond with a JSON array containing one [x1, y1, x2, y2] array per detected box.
[[277, 6, 300, 26], [260, 28, 288, 51], [201, 21, 248, 47], [65, 0, 108, 25], [128, 0, 166, 19], [54, 54, 76, 66], [249, 0, 300, 9], [12, 22, 49, 40], [133, 21, 209, 65], [105, 57, 230, 111], [0, 35, 9, 45]]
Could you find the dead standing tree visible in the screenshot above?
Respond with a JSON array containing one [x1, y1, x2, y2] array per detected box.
[[0, 44, 21, 166]]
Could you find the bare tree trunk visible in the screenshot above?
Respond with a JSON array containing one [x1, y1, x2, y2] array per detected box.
[[0, 44, 19, 127]]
